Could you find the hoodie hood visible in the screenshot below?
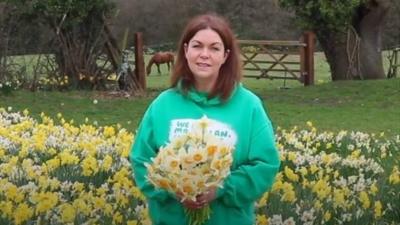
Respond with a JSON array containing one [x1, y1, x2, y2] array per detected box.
[[187, 87, 221, 106], [176, 80, 240, 106]]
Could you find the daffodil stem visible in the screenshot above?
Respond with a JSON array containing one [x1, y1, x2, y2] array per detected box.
[[184, 205, 211, 225]]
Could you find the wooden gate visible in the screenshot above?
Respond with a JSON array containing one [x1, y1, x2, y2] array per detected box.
[[239, 32, 315, 86]]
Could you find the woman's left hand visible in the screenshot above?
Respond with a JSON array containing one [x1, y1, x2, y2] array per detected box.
[[196, 187, 217, 206], [176, 192, 204, 209], [176, 187, 217, 209]]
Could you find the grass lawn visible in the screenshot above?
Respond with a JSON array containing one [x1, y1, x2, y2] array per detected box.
[[1, 76, 399, 136]]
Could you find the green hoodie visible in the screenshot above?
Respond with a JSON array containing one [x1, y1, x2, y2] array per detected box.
[[130, 84, 280, 225]]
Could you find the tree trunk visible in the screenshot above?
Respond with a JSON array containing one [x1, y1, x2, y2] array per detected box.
[[317, 0, 390, 80], [317, 32, 355, 80], [357, 0, 390, 79]]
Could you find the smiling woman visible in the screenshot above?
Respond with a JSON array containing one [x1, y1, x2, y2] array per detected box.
[[170, 13, 242, 101], [130, 13, 280, 225], [183, 28, 229, 92]]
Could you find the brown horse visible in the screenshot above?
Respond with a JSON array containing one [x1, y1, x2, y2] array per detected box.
[[146, 52, 175, 75]]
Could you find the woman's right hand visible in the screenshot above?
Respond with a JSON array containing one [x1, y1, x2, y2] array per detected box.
[[176, 192, 205, 209], [182, 198, 205, 209]]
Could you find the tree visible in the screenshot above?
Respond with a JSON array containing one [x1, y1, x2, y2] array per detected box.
[[2, 0, 145, 92], [31, 0, 117, 89], [278, 0, 392, 80]]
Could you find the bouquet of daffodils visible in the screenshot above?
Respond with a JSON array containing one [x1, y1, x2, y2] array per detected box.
[[145, 116, 234, 225]]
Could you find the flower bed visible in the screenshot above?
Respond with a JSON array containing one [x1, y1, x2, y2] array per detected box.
[[0, 109, 148, 225], [256, 123, 399, 225]]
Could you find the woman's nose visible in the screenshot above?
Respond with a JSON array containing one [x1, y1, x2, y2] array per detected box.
[[199, 48, 209, 58]]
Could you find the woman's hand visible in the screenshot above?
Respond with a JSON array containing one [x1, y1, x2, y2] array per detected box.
[[181, 198, 204, 209], [176, 192, 204, 209], [196, 187, 217, 206], [176, 187, 217, 209]]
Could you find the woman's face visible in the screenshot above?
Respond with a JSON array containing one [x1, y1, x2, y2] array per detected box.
[[184, 28, 228, 91]]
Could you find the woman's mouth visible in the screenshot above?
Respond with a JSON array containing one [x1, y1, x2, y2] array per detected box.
[[196, 63, 210, 67]]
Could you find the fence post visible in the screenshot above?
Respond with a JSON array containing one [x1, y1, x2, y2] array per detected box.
[[134, 32, 146, 90], [299, 37, 306, 84], [302, 31, 315, 86]]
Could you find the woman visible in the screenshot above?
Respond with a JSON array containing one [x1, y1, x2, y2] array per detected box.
[[130, 13, 280, 225]]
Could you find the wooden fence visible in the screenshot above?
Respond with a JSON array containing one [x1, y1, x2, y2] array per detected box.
[[238, 32, 315, 86]]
